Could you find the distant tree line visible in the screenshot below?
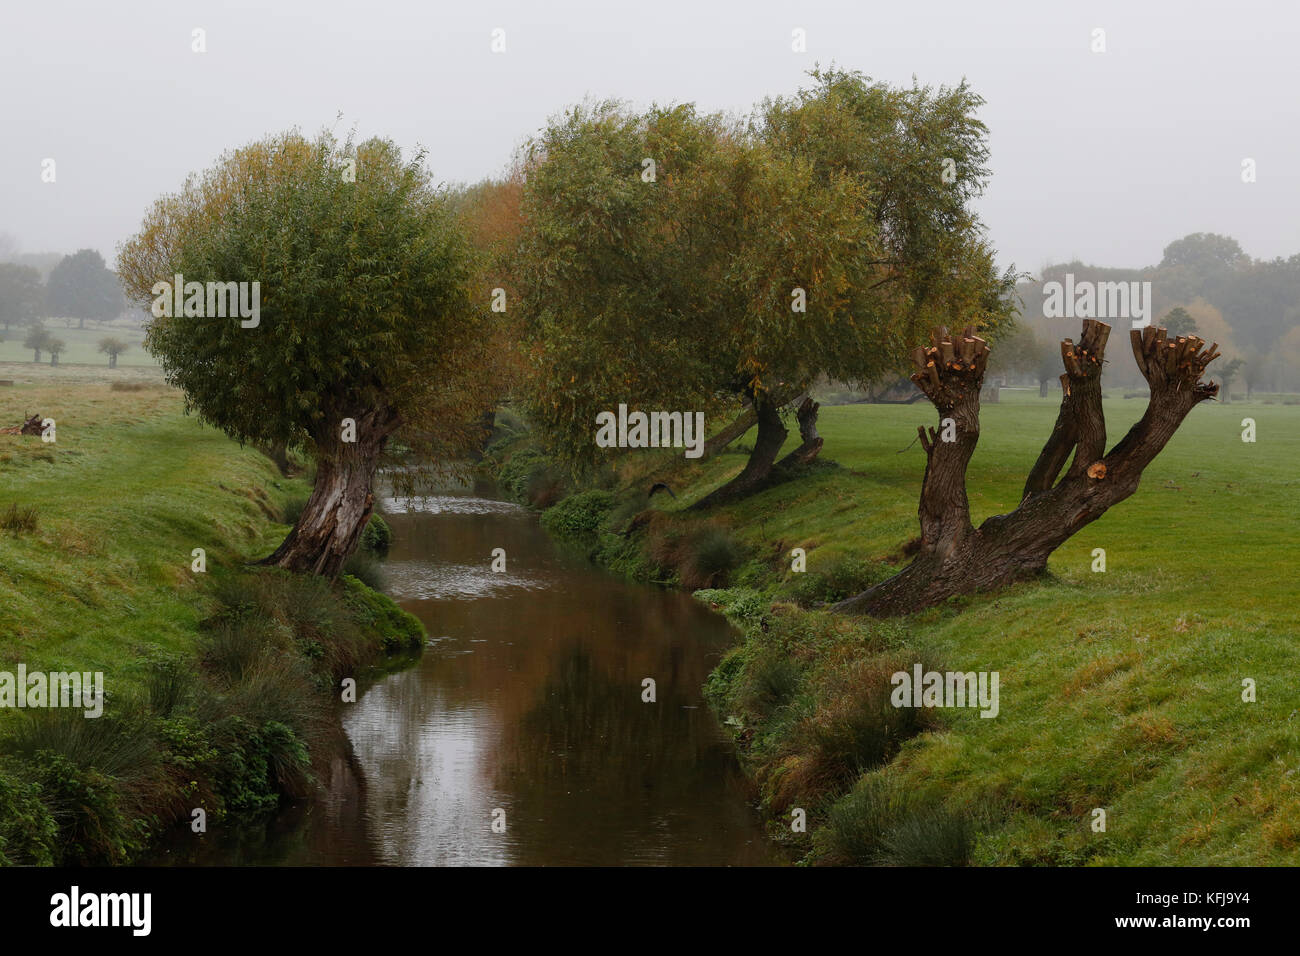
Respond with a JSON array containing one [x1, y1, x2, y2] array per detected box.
[[1001, 233, 1300, 397], [0, 247, 133, 365]]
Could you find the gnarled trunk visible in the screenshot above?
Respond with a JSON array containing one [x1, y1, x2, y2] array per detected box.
[[261, 406, 401, 577], [702, 403, 758, 459], [835, 321, 1220, 616], [691, 390, 788, 510], [775, 395, 823, 469]]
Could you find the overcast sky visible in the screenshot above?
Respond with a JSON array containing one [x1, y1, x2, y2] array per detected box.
[[2, 0, 1296, 275]]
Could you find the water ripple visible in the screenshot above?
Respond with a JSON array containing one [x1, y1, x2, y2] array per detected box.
[[381, 495, 527, 517], [382, 561, 548, 601]]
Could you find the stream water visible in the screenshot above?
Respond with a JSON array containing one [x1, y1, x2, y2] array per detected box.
[[154, 478, 782, 866]]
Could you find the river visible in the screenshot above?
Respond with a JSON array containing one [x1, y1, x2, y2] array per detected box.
[[154, 478, 782, 866]]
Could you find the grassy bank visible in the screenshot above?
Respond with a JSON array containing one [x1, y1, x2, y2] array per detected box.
[[0, 384, 423, 865], [487, 393, 1300, 865]]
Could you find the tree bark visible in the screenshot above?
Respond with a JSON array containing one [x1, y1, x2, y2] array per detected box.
[[690, 389, 789, 510], [835, 321, 1219, 616], [260, 406, 401, 577], [775, 395, 823, 469], [702, 403, 758, 459]]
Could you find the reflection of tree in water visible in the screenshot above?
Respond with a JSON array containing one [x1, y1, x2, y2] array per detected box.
[[493, 645, 775, 865]]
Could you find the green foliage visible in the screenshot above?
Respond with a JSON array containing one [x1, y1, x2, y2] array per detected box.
[[282, 491, 309, 526], [208, 716, 310, 814], [539, 489, 616, 539], [359, 512, 392, 556], [342, 549, 385, 590], [118, 129, 494, 468], [0, 762, 57, 866], [516, 71, 1018, 474], [785, 555, 894, 607], [46, 248, 122, 326], [0, 263, 44, 330], [341, 574, 425, 653], [30, 751, 141, 866], [877, 806, 976, 866]]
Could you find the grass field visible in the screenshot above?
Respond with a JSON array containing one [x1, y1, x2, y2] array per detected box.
[[0, 321, 155, 369], [5, 381, 1298, 864], [613, 390, 1300, 864], [0, 383, 291, 693]]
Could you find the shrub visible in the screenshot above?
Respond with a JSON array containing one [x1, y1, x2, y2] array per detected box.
[[359, 512, 392, 556], [30, 751, 141, 866], [4, 706, 158, 783], [787, 555, 894, 607], [540, 490, 617, 540], [207, 716, 308, 815], [0, 762, 57, 866], [140, 655, 194, 718], [682, 526, 743, 590], [649, 521, 744, 590]]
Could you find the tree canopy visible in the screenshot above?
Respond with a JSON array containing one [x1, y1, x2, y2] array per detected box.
[[46, 249, 122, 328], [117, 129, 498, 574], [515, 69, 1018, 497]]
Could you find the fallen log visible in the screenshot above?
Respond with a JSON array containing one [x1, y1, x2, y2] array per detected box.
[[0, 414, 42, 436]]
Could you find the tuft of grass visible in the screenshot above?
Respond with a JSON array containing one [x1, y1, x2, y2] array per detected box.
[[0, 502, 38, 535]]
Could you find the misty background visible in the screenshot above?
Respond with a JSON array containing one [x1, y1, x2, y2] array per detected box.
[[3, 0, 1299, 391], [2, 0, 1296, 272]]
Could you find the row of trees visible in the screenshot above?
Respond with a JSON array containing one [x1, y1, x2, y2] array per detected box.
[[1006, 232, 1300, 396], [113, 69, 1227, 613], [13, 327, 130, 367], [0, 248, 126, 332]]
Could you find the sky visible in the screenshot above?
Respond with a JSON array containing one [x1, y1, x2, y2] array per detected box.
[[1, 0, 1297, 276]]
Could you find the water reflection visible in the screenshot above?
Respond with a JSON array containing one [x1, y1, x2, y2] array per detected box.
[[157, 478, 782, 866]]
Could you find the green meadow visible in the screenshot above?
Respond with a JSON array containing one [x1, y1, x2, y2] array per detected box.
[[0, 384, 292, 694], [540, 389, 1300, 864], [0, 322, 154, 369]]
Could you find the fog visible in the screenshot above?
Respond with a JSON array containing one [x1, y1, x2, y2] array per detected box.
[[1, 0, 1296, 272]]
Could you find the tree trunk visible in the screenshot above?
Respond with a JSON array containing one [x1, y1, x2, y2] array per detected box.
[[109, 353, 117, 369], [468, 407, 496, 462], [774, 395, 823, 469], [50, 354, 58, 367], [260, 406, 401, 577], [1038, 378, 1049, 398], [690, 391, 788, 510], [32, 350, 41, 363], [835, 321, 1220, 616], [702, 403, 758, 459]]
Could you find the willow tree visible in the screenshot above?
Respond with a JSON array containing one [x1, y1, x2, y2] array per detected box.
[[515, 70, 1017, 507], [834, 320, 1221, 615], [117, 130, 494, 576]]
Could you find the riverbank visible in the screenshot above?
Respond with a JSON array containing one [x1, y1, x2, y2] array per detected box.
[[0, 384, 423, 865], [485, 396, 1300, 865]]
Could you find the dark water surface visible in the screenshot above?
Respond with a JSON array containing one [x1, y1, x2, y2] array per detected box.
[[155, 479, 781, 866]]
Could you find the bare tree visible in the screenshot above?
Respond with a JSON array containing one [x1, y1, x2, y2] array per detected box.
[[836, 320, 1221, 616]]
